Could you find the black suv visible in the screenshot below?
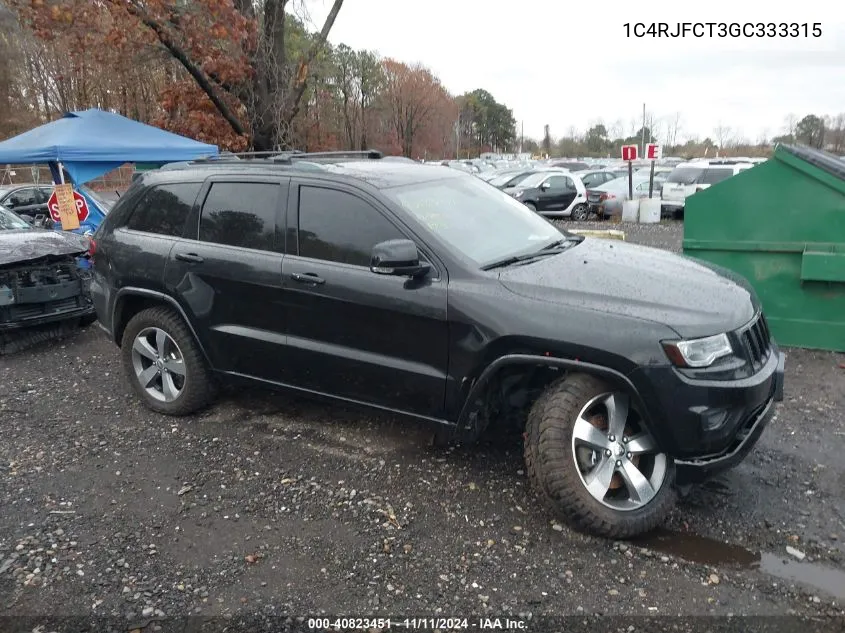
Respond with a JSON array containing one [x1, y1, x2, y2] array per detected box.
[[89, 151, 785, 538]]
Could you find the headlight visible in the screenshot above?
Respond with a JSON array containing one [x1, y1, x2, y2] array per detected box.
[[512, 189, 524, 198], [662, 333, 733, 368]]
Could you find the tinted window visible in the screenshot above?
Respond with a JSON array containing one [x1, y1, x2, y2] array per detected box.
[[298, 186, 404, 266], [6, 188, 38, 207], [125, 183, 201, 236], [699, 168, 733, 184], [199, 182, 279, 251], [667, 167, 704, 184]]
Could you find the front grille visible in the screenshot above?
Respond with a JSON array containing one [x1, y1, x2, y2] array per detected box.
[[7, 296, 81, 321], [738, 313, 772, 372]]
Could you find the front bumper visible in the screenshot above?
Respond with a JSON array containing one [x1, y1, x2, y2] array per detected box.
[[629, 347, 785, 483]]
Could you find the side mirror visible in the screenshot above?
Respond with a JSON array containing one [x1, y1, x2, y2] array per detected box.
[[370, 239, 430, 278], [540, 181, 551, 191]]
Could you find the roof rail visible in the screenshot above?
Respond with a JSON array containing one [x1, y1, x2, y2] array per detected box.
[[190, 149, 382, 165]]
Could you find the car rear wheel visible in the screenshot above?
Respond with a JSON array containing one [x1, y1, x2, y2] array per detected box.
[[524, 202, 537, 212], [571, 204, 588, 221], [524, 374, 675, 538], [121, 306, 216, 416]]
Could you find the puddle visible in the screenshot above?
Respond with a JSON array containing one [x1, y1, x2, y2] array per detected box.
[[635, 529, 761, 566], [758, 553, 845, 601], [634, 529, 845, 601]]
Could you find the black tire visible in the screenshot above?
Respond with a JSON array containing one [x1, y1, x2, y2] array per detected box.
[[121, 306, 216, 416], [524, 202, 537, 212], [571, 204, 588, 221], [524, 373, 676, 539]]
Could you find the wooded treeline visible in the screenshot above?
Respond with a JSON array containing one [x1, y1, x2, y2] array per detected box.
[[0, 0, 517, 159]]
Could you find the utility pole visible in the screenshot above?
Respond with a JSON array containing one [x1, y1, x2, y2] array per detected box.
[[454, 120, 460, 160], [641, 103, 646, 157]]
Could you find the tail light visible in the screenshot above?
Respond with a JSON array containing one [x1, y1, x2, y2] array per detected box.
[[87, 237, 97, 261], [599, 193, 616, 202]]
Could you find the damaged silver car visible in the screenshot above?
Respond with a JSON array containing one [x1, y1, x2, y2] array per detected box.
[[0, 206, 95, 352]]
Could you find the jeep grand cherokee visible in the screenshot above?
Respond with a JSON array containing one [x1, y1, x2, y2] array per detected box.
[[88, 151, 785, 538]]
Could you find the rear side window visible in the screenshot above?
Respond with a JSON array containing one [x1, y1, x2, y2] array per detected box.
[[699, 168, 733, 184], [297, 186, 404, 267], [199, 182, 280, 251], [125, 183, 201, 236]]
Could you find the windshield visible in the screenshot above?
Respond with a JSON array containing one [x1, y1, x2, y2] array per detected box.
[[514, 171, 555, 189], [489, 171, 524, 187], [0, 206, 31, 230], [667, 167, 704, 185], [385, 175, 563, 267]]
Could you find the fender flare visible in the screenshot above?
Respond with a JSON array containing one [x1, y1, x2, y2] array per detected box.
[[112, 287, 212, 365], [456, 354, 650, 431]]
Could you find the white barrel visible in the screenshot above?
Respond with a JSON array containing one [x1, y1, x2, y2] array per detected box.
[[621, 199, 640, 223], [638, 198, 661, 224]]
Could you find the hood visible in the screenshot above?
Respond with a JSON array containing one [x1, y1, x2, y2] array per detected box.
[[497, 238, 756, 338], [0, 229, 89, 267]]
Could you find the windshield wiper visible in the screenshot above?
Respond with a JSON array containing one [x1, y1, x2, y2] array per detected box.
[[481, 239, 575, 271]]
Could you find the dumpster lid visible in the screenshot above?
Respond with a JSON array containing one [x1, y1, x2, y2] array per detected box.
[[778, 144, 845, 182]]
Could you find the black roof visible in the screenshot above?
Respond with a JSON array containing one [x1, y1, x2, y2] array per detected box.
[[779, 144, 845, 181]]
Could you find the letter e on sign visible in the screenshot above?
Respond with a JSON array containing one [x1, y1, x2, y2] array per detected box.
[[646, 143, 662, 160], [621, 145, 638, 161]]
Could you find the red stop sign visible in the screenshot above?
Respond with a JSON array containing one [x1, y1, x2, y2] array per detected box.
[[48, 188, 90, 223]]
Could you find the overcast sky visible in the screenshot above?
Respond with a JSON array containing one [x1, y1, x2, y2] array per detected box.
[[302, 0, 845, 144]]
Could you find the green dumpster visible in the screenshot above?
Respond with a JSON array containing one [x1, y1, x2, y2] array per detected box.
[[682, 145, 845, 352]]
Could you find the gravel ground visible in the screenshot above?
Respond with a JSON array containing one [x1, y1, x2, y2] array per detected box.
[[1, 220, 844, 630]]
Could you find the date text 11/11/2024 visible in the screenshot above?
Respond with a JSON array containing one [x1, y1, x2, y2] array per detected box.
[[307, 617, 528, 630], [623, 22, 822, 38]]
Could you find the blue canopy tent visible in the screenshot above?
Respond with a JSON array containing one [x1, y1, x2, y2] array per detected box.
[[0, 108, 218, 233]]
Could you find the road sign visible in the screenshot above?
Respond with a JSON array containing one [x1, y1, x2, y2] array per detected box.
[[48, 187, 89, 229], [646, 143, 662, 160], [621, 145, 638, 161]]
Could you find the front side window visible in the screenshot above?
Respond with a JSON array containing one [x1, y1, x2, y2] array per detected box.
[[699, 168, 733, 184], [384, 175, 562, 268], [125, 183, 201, 236], [297, 186, 404, 267], [6, 188, 38, 208], [199, 182, 280, 251]]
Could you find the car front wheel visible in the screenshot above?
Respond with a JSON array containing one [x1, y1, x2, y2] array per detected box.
[[524, 202, 537, 212], [121, 306, 216, 416], [524, 374, 676, 538]]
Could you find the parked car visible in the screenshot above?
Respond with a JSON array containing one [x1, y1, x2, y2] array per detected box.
[[577, 170, 622, 189], [505, 171, 588, 218], [586, 174, 661, 219], [89, 150, 784, 539], [661, 160, 754, 218], [0, 183, 53, 222], [0, 205, 95, 350]]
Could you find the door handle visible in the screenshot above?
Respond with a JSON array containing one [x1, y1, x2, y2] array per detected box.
[[291, 272, 325, 285], [175, 252, 204, 264]]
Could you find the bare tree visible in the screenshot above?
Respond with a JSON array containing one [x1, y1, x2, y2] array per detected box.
[[784, 113, 798, 139], [609, 119, 624, 141], [666, 112, 683, 148], [714, 123, 733, 149]]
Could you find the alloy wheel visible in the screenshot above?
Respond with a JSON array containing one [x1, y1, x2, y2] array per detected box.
[[571, 392, 667, 511], [130, 327, 186, 403]]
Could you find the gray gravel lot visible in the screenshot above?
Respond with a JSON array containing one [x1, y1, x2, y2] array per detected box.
[[1, 219, 844, 629]]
